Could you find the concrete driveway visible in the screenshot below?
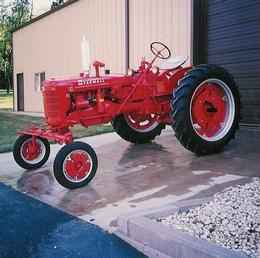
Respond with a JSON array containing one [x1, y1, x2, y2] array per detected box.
[[0, 127, 259, 231]]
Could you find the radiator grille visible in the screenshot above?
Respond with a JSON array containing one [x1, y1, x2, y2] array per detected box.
[[43, 91, 60, 118]]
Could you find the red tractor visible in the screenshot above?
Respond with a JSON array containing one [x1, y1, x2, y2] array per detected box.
[[13, 42, 240, 189]]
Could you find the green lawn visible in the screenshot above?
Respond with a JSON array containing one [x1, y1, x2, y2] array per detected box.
[[0, 111, 114, 153], [0, 90, 13, 111]]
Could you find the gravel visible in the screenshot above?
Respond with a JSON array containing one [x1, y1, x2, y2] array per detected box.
[[157, 178, 260, 258]]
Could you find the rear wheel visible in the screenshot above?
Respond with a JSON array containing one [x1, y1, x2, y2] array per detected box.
[[171, 64, 240, 155], [112, 113, 164, 144], [53, 142, 97, 189], [13, 135, 50, 169]]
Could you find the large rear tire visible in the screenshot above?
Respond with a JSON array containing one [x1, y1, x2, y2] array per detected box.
[[171, 64, 240, 155], [112, 113, 164, 144]]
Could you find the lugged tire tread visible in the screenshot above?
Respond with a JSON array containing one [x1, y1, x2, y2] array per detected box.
[[171, 64, 240, 155]]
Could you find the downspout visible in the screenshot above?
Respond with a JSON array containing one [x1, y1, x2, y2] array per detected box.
[[125, 0, 130, 72], [11, 32, 15, 112]]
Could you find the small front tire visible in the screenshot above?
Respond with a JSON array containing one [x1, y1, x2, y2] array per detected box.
[[53, 142, 98, 189], [13, 135, 50, 170]]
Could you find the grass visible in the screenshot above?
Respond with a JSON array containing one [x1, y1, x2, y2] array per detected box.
[[0, 90, 13, 111], [0, 111, 114, 153], [0, 112, 43, 153]]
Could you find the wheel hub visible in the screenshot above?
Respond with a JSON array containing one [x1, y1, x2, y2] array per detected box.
[[191, 81, 232, 140], [22, 140, 42, 161], [64, 151, 91, 182]]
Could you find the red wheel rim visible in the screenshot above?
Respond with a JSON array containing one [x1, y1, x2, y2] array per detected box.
[[21, 138, 45, 163], [190, 79, 235, 141], [124, 113, 159, 132], [63, 150, 92, 183]]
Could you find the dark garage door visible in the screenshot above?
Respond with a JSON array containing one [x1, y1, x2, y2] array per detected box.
[[195, 0, 260, 124]]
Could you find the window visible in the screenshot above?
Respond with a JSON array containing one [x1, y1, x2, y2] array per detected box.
[[34, 72, 45, 92]]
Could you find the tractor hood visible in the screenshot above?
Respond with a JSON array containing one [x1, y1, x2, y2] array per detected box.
[[43, 74, 132, 88]]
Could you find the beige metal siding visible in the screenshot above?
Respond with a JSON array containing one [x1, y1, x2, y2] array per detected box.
[[129, 0, 192, 68], [13, 0, 192, 113], [13, 0, 126, 112]]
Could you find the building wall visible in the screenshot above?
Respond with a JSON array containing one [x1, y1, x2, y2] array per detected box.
[[13, 0, 126, 112], [129, 0, 192, 68], [13, 0, 192, 113]]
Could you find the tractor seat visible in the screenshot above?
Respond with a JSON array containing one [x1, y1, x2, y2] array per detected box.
[[158, 56, 188, 70]]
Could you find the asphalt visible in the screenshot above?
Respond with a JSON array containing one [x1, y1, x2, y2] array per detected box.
[[0, 182, 146, 258]]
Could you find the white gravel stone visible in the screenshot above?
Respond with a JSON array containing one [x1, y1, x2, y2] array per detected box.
[[157, 178, 260, 258]]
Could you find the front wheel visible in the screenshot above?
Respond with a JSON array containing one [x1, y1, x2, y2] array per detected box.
[[112, 113, 164, 144], [171, 64, 240, 155], [53, 142, 98, 189], [13, 135, 50, 170]]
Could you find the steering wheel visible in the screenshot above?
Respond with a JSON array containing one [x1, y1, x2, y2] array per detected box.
[[150, 41, 171, 60]]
